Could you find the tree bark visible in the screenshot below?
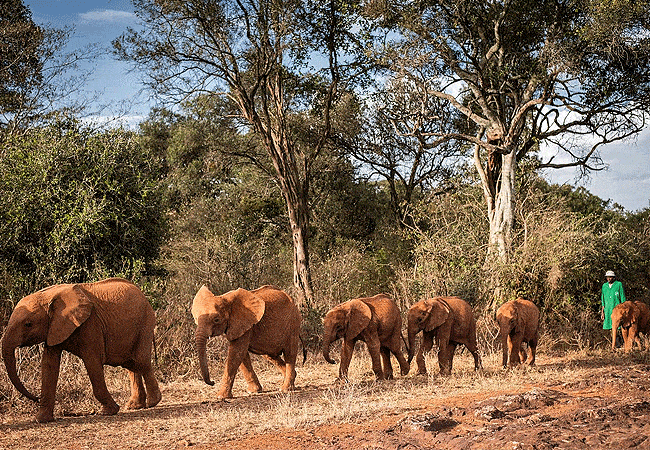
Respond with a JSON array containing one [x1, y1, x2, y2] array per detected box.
[[487, 150, 516, 262]]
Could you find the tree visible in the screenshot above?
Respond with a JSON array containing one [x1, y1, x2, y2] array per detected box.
[[372, 0, 650, 268], [0, 0, 97, 132], [0, 0, 43, 127], [115, 0, 362, 306], [343, 73, 465, 227]]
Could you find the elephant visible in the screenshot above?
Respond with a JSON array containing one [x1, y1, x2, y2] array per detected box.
[[496, 298, 540, 368], [191, 285, 303, 399], [321, 294, 409, 381], [611, 300, 650, 352], [1, 278, 162, 423], [407, 296, 482, 376]]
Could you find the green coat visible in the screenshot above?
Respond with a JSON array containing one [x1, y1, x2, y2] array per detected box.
[[601, 280, 626, 330]]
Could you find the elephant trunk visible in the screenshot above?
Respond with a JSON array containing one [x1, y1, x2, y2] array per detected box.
[[2, 337, 39, 402], [611, 317, 620, 350], [194, 328, 215, 386], [500, 326, 509, 368], [407, 325, 418, 364], [321, 328, 337, 364]]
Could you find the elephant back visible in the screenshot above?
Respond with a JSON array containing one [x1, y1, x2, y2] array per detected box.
[[249, 286, 301, 345], [441, 296, 477, 343], [634, 301, 650, 334], [360, 294, 401, 339]]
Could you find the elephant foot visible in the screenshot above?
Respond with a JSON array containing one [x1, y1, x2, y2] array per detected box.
[[35, 410, 55, 423], [216, 391, 234, 400], [246, 384, 263, 395], [125, 398, 146, 410], [99, 403, 120, 416], [146, 390, 162, 408]]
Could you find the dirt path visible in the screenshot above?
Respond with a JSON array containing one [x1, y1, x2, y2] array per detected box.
[[2, 352, 650, 449]]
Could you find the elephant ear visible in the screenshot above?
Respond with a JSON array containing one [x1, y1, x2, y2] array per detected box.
[[46, 285, 93, 346], [345, 299, 372, 341], [423, 298, 451, 332], [225, 288, 266, 341]]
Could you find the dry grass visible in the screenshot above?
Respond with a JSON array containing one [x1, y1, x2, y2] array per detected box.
[[3, 342, 643, 449]]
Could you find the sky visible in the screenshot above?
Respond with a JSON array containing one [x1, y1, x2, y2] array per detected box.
[[22, 0, 650, 212]]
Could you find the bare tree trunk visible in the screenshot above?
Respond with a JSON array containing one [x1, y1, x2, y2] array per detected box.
[[487, 150, 516, 262], [285, 191, 314, 308], [474, 142, 517, 308], [264, 128, 315, 309]]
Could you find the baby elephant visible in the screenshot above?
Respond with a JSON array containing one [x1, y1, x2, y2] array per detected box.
[[407, 296, 482, 375], [611, 300, 650, 352], [496, 298, 540, 368], [1, 278, 161, 423], [191, 285, 303, 399], [321, 294, 409, 381]]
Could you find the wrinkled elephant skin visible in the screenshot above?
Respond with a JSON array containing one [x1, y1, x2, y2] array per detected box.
[[1, 278, 161, 423], [496, 298, 540, 368], [191, 285, 302, 400], [407, 296, 482, 375], [322, 294, 409, 381]]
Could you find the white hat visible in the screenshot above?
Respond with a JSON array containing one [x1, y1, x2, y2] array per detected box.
[[605, 270, 615, 277]]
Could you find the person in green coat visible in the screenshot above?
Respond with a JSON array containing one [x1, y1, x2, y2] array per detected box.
[[601, 270, 626, 345]]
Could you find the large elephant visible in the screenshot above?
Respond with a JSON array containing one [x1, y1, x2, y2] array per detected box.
[[611, 300, 650, 352], [321, 294, 409, 381], [1, 278, 161, 423], [191, 285, 303, 399], [496, 298, 540, 368], [407, 296, 482, 375]]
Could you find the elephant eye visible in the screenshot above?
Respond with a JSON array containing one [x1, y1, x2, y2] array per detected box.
[[25, 322, 33, 328]]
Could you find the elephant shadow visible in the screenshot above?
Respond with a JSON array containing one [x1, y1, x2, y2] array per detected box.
[[0, 382, 330, 431]]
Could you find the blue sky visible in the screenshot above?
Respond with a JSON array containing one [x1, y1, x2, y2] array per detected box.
[[22, 0, 650, 212]]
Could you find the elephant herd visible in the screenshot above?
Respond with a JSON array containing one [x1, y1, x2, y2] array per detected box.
[[2, 278, 541, 423]]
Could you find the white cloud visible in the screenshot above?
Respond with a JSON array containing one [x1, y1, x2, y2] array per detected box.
[[79, 9, 136, 24]]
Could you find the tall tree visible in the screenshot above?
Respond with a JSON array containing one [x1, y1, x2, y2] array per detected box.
[[0, 0, 43, 128], [0, 0, 97, 132], [115, 0, 361, 306], [372, 0, 650, 265]]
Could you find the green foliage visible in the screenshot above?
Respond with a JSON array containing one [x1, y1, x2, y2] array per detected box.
[[0, 119, 167, 302]]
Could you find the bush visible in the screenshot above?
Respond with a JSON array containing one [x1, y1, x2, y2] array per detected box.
[[0, 119, 166, 313]]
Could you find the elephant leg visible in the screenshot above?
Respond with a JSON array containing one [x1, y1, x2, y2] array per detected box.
[[387, 339, 410, 376], [35, 346, 62, 423], [417, 334, 434, 375], [143, 368, 162, 408], [519, 344, 528, 364], [82, 356, 119, 416], [438, 342, 455, 375], [126, 371, 147, 409], [365, 335, 384, 380], [274, 351, 297, 393], [240, 353, 263, 394], [624, 326, 637, 353], [466, 343, 482, 371], [264, 352, 297, 392], [380, 347, 394, 380], [217, 340, 249, 399], [338, 339, 355, 381], [508, 335, 523, 366]]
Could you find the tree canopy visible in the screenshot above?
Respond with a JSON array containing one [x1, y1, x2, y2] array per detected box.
[[368, 0, 650, 267]]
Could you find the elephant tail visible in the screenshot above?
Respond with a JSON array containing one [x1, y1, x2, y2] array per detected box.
[[402, 331, 410, 357], [300, 335, 308, 364], [153, 332, 158, 366]]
